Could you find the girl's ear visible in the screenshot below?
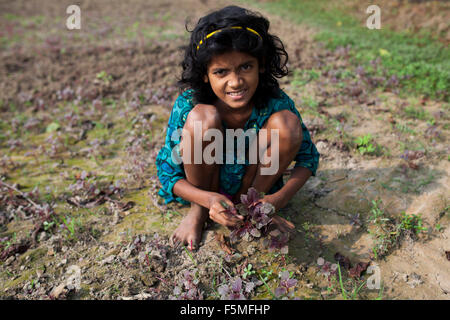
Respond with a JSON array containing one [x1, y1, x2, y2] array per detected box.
[[203, 75, 209, 83]]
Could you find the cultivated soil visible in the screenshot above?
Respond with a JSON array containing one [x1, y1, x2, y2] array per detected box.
[[0, 0, 449, 300]]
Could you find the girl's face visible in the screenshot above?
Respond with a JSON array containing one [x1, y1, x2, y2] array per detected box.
[[205, 50, 262, 110]]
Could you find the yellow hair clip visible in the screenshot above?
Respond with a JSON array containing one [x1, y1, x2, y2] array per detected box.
[[196, 26, 261, 51]]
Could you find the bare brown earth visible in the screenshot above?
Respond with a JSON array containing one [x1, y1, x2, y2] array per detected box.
[[340, 0, 450, 45], [0, 0, 449, 300]]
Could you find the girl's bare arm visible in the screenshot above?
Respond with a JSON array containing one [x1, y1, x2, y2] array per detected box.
[[172, 179, 213, 209]]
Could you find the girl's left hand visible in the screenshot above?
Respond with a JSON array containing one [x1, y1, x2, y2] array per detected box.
[[259, 195, 295, 234]]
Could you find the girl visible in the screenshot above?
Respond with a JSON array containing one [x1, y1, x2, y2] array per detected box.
[[156, 6, 320, 248]]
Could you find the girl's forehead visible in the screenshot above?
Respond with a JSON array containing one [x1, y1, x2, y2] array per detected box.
[[208, 51, 257, 68]]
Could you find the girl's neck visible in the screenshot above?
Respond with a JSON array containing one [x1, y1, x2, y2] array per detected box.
[[215, 99, 254, 129]]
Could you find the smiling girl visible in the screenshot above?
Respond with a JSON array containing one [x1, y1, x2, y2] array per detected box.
[[156, 6, 320, 248]]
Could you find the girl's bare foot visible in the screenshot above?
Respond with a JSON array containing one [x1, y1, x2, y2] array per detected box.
[[170, 204, 209, 250]]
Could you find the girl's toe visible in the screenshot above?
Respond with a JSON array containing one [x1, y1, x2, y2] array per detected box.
[[170, 234, 180, 247]]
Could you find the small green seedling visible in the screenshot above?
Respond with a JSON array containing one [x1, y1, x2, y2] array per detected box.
[[183, 244, 198, 266], [43, 221, 55, 231], [2, 232, 17, 250], [398, 212, 428, 235], [62, 216, 76, 239], [243, 263, 256, 279], [260, 268, 274, 282], [355, 134, 376, 155], [96, 71, 113, 85]]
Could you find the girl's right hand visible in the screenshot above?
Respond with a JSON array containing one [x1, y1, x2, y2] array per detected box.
[[208, 193, 244, 227]]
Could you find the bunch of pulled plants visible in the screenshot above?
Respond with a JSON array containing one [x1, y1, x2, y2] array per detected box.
[[223, 188, 291, 255], [226, 188, 275, 243]]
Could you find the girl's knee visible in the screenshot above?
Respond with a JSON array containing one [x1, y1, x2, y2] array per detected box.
[[265, 110, 302, 147], [185, 104, 222, 131]]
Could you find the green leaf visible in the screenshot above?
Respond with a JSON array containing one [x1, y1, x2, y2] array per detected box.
[[46, 122, 60, 133]]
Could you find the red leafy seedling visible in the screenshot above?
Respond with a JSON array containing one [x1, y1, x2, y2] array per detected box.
[[334, 252, 351, 270], [217, 277, 246, 300], [348, 262, 370, 279], [265, 229, 289, 254], [229, 188, 275, 243], [275, 271, 297, 298]]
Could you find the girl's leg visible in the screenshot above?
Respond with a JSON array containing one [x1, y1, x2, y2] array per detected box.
[[235, 109, 302, 197], [171, 104, 222, 248], [233, 110, 302, 234], [253, 109, 302, 192]]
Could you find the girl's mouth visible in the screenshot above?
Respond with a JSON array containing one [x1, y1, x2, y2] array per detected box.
[[226, 89, 247, 100]]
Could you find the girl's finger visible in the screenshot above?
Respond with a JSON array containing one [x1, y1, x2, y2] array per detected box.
[[210, 210, 229, 226], [210, 208, 242, 227], [220, 200, 238, 215], [220, 201, 243, 220], [222, 209, 243, 222], [272, 216, 295, 233]]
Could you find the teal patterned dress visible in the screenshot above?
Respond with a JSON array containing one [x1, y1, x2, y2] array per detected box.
[[155, 89, 320, 204]]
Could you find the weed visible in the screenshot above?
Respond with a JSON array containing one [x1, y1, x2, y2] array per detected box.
[[367, 200, 398, 259], [162, 209, 181, 223], [292, 69, 320, 86], [43, 220, 55, 232], [259, 268, 274, 282], [397, 212, 428, 235], [302, 96, 319, 109], [337, 263, 348, 299], [375, 282, 384, 300], [299, 221, 314, 240], [390, 173, 435, 194], [182, 245, 198, 266], [96, 71, 113, 85], [337, 263, 368, 300], [258, 274, 277, 299], [395, 123, 417, 135], [1, 232, 17, 251], [369, 200, 389, 225], [355, 134, 376, 155], [242, 263, 256, 279], [61, 216, 77, 240], [403, 105, 429, 120], [367, 200, 428, 259]]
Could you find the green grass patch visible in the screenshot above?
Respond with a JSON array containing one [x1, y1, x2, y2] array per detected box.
[[367, 200, 428, 260], [243, 0, 450, 101], [292, 69, 321, 86], [403, 105, 430, 121]]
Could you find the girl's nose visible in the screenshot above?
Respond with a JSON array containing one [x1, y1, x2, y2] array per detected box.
[[228, 72, 243, 88]]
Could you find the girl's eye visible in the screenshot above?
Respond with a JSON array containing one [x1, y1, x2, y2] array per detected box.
[[242, 64, 252, 71], [214, 69, 226, 75]]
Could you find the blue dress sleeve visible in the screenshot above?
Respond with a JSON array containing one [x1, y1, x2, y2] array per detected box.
[[155, 91, 194, 204]]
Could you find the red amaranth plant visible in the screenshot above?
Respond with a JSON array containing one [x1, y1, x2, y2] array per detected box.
[[266, 229, 289, 254], [217, 277, 247, 300], [170, 270, 203, 300], [275, 270, 297, 298], [229, 188, 275, 243]]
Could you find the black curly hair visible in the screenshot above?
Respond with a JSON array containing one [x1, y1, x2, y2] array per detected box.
[[178, 5, 289, 108]]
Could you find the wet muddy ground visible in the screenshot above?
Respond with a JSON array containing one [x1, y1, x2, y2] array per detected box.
[[0, 0, 449, 300]]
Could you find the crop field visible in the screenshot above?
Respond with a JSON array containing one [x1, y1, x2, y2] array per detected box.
[[0, 0, 449, 300]]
